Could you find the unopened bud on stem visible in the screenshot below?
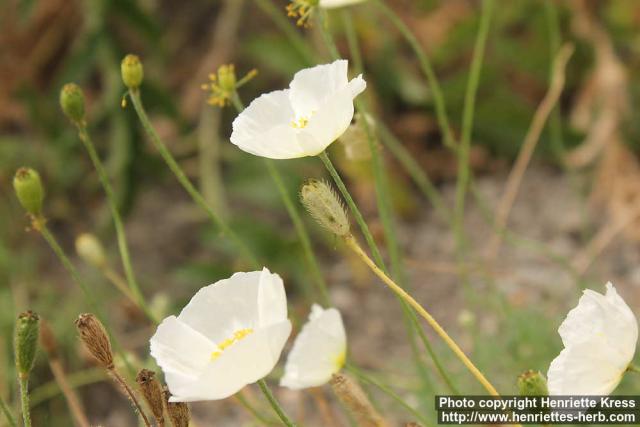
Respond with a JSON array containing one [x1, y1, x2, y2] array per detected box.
[[300, 179, 350, 237], [517, 370, 548, 396], [15, 311, 40, 380], [75, 233, 106, 269], [75, 313, 114, 370], [13, 168, 44, 216], [59, 83, 85, 124], [121, 54, 144, 89]]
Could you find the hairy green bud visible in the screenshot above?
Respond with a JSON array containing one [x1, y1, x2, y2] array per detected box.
[[300, 179, 350, 237], [121, 54, 144, 89], [59, 83, 85, 123], [14, 311, 40, 379], [517, 370, 548, 396], [13, 168, 44, 216]]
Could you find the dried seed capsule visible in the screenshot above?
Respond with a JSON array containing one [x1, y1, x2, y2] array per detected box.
[[75, 313, 114, 369], [164, 387, 190, 427], [136, 369, 165, 424]]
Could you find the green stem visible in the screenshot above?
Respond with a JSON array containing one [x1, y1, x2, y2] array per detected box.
[[230, 92, 330, 305], [127, 89, 259, 268], [346, 365, 431, 427], [35, 218, 135, 376], [453, 0, 494, 258], [0, 395, 17, 427], [76, 125, 158, 324], [372, 0, 455, 150], [257, 379, 297, 427], [627, 364, 640, 375], [19, 377, 31, 427]]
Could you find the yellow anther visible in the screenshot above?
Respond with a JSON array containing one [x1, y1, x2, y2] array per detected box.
[[291, 117, 309, 129], [210, 328, 254, 360]]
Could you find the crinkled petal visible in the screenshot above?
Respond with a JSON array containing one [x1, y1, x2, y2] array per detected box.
[[231, 90, 306, 159], [169, 321, 292, 402], [289, 60, 350, 116], [280, 305, 346, 390]]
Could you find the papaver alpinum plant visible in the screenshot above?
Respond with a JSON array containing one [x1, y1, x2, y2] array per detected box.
[[8, 1, 640, 426]]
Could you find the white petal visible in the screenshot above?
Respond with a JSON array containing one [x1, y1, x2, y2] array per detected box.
[[280, 305, 347, 390], [547, 341, 626, 395], [230, 90, 306, 159], [320, 0, 367, 9], [150, 316, 216, 380], [289, 60, 350, 116], [258, 267, 288, 328], [177, 271, 265, 344], [297, 76, 367, 156], [547, 282, 638, 396], [170, 321, 292, 402]]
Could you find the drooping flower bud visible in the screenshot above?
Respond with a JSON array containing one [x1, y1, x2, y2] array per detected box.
[[136, 369, 165, 425], [59, 83, 85, 124], [164, 387, 190, 427], [300, 179, 350, 237], [121, 54, 144, 89], [517, 370, 548, 396], [75, 313, 114, 370], [13, 168, 44, 216], [14, 311, 40, 380], [75, 233, 106, 269]]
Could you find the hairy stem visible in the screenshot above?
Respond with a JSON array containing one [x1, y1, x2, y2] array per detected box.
[[19, 376, 31, 427], [109, 369, 152, 427]]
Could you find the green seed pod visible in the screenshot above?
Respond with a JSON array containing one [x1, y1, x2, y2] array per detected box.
[[59, 83, 85, 124], [517, 370, 548, 396], [217, 65, 237, 93], [300, 179, 350, 237], [13, 168, 44, 216], [14, 311, 40, 379], [121, 54, 144, 89]]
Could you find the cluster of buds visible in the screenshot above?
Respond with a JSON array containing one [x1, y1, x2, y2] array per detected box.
[[286, 0, 319, 27], [201, 64, 257, 108]]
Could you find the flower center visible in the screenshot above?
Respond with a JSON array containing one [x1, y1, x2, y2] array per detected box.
[[210, 328, 254, 360], [290, 117, 310, 129]]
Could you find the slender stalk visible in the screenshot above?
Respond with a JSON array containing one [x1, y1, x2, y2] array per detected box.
[[109, 370, 152, 427], [372, 0, 455, 150], [627, 364, 640, 375], [19, 377, 31, 427], [230, 93, 330, 305], [257, 379, 297, 427], [32, 217, 135, 376], [127, 89, 259, 267], [453, 0, 494, 257], [343, 234, 500, 397], [47, 360, 91, 427], [76, 125, 157, 323], [0, 396, 16, 427]]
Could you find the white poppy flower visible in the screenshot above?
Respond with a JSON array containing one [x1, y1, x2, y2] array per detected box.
[[230, 60, 366, 159], [320, 0, 366, 8], [547, 282, 638, 395], [150, 268, 292, 402], [280, 304, 346, 389]]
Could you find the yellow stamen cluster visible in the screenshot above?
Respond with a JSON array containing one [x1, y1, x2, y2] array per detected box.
[[210, 328, 254, 360], [290, 117, 309, 129], [286, 0, 319, 27], [201, 64, 258, 108]]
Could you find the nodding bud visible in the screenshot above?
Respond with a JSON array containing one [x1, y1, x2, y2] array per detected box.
[[75, 313, 114, 370], [217, 64, 237, 92], [59, 83, 85, 124], [330, 373, 389, 427], [517, 370, 548, 396], [13, 168, 44, 216], [121, 54, 144, 89], [75, 233, 106, 269], [14, 311, 40, 379], [164, 387, 190, 427], [136, 369, 165, 424], [300, 179, 350, 237]]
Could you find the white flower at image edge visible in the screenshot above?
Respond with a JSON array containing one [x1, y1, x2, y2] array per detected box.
[[547, 282, 638, 395], [320, 0, 367, 8], [230, 60, 366, 159], [150, 268, 292, 402], [280, 304, 346, 389]]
